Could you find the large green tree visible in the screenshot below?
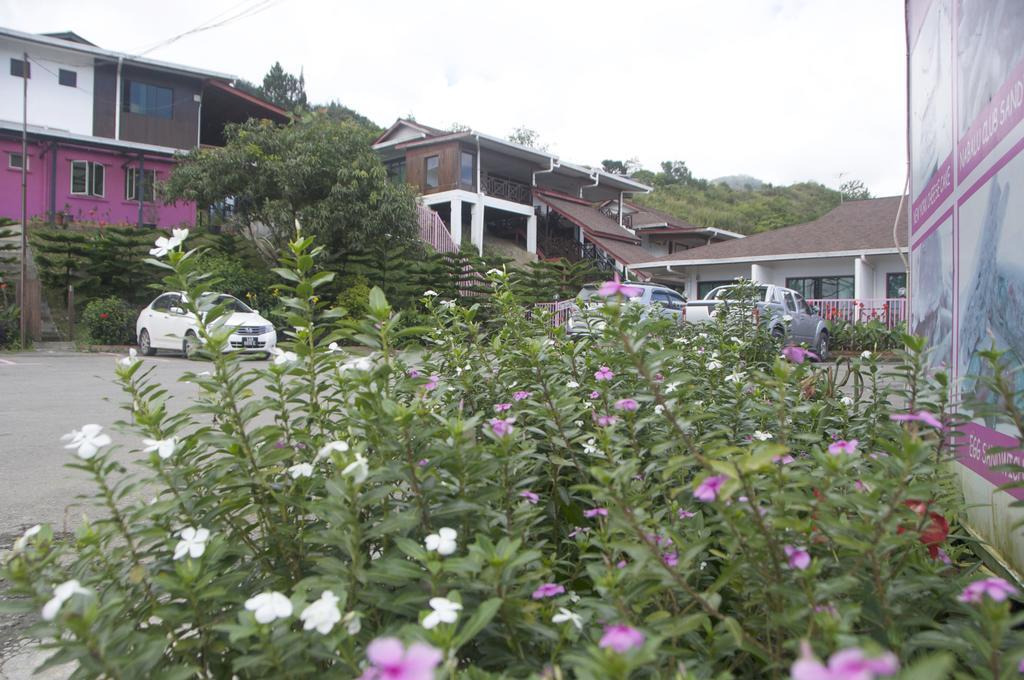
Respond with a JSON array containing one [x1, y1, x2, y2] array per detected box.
[[261, 61, 307, 111], [163, 114, 418, 258]]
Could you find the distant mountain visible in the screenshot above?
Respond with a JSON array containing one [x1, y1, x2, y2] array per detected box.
[[633, 179, 841, 235], [711, 174, 765, 191]]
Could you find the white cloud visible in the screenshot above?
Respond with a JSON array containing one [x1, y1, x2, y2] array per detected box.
[[1, 0, 906, 194]]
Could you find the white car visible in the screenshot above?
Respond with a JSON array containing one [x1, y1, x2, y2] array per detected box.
[[136, 292, 277, 359]]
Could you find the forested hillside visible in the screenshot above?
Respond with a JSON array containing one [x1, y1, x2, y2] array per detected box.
[[605, 160, 860, 235]]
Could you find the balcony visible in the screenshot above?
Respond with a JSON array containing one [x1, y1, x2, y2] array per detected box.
[[484, 174, 531, 205]]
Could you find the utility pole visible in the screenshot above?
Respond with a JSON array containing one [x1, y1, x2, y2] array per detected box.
[[19, 51, 28, 347]]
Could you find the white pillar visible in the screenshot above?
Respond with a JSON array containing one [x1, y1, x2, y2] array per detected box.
[[854, 256, 872, 300], [526, 213, 537, 254], [750, 263, 768, 283], [471, 199, 484, 255], [449, 198, 462, 246]]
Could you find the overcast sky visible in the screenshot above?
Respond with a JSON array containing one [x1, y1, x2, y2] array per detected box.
[[1, 0, 908, 195]]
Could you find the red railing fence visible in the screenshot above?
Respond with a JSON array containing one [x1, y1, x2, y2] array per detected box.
[[809, 298, 907, 329]]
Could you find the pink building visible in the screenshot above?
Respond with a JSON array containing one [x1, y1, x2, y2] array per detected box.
[[0, 27, 288, 229]]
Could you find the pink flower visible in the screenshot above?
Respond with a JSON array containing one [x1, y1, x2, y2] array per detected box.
[[791, 641, 899, 680], [360, 637, 442, 680], [616, 559, 628, 569], [417, 458, 429, 467], [512, 390, 531, 401], [693, 475, 728, 502], [590, 390, 601, 399], [614, 398, 639, 412], [584, 507, 608, 518], [854, 480, 867, 492], [678, 509, 696, 519], [424, 374, 439, 391], [532, 583, 565, 599], [662, 551, 679, 567], [890, 411, 943, 429], [828, 439, 859, 455], [958, 577, 1018, 604], [490, 417, 514, 437], [594, 414, 618, 427], [594, 366, 614, 381], [407, 369, 421, 378], [782, 346, 817, 364], [784, 545, 811, 570], [599, 624, 645, 653], [773, 454, 795, 464], [935, 548, 952, 565], [519, 490, 539, 504], [568, 526, 589, 538], [494, 402, 512, 412], [597, 273, 642, 298]]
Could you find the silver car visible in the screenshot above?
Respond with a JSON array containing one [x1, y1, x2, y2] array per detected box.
[[568, 282, 687, 335]]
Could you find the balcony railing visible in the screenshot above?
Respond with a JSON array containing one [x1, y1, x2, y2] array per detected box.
[[809, 298, 907, 328], [484, 174, 532, 204]]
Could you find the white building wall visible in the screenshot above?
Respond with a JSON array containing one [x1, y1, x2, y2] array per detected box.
[[0, 41, 94, 135], [867, 253, 908, 299]]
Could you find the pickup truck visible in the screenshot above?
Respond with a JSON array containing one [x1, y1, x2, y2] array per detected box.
[[686, 284, 830, 359]]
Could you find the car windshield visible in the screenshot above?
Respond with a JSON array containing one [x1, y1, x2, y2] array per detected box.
[[706, 285, 769, 302], [578, 285, 601, 302], [198, 294, 253, 313]]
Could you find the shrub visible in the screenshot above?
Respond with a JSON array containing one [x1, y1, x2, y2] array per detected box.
[[4, 235, 1023, 678], [195, 252, 276, 315], [829, 318, 907, 353], [336, 272, 372, 320], [81, 296, 135, 345]]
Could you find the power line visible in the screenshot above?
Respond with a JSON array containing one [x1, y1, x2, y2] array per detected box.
[[135, 0, 282, 57]]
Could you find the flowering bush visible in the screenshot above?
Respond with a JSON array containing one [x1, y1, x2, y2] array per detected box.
[[4, 233, 1024, 678], [81, 296, 136, 345]]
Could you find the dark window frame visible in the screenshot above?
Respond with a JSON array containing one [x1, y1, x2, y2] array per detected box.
[[125, 167, 157, 203], [425, 155, 440, 188], [9, 58, 29, 78], [8, 152, 27, 170], [785, 275, 854, 300], [123, 80, 174, 119], [697, 279, 734, 299], [459, 150, 474, 187], [385, 159, 406, 184], [58, 68, 77, 87]]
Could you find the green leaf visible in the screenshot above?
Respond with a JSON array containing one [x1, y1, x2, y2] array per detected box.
[[452, 597, 503, 652]]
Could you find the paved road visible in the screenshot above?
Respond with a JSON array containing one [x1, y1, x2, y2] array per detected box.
[[0, 349, 263, 538]]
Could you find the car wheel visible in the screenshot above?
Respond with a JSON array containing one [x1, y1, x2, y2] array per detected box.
[[771, 325, 785, 342], [816, 331, 829, 362], [183, 332, 199, 360], [139, 329, 156, 356]]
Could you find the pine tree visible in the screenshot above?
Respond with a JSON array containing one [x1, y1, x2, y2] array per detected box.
[[30, 228, 94, 293], [0, 217, 19, 267]]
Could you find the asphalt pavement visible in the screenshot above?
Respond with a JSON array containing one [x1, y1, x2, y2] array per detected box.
[[0, 349, 255, 539]]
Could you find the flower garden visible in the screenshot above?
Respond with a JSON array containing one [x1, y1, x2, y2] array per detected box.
[[3, 230, 1024, 679]]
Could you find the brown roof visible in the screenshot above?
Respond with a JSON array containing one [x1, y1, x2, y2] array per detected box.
[[633, 196, 908, 265], [535, 191, 639, 244], [586, 234, 658, 265], [627, 203, 701, 231]]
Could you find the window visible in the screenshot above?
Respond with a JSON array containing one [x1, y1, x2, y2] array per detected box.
[[783, 292, 798, 313], [794, 293, 812, 314], [151, 293, 180, 312], [886, 272, 907, 298], [425, 155, 439, 188], [651, 289, 685, 310], [8, 152, 26, 170], [385, 159, 406, 184], [70, 161, 104, 196], [123, 80, 173, 119], [785, 275, 854, 300], [460, 151, 474, 187], [58, 69, 77, 87], [697, 280, 734, 299], [126, 168, 157, 202], [9, 58, 29, 78]]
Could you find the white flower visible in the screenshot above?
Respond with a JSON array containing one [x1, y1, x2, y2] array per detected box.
[[752, 430, 773, 441], [552, 607, 583, 629], [342, 454, 368, 484], [583, 438, 600, 455], [12, 524, 41, 553], [567, 381, 579, 388], [288, 463, 314, 479], [142, 437, 177, 460], [341, 357, 373, 372], [271, 348, 298, 366], [654, 404, 665, 415], [343, 611, 362, 635], [299, 591, 341, 634], [316, 440, 349, 462], [149, 235, 178, 257], [440, 299, 455, 308], [841, 396, 855, 408], [706, 360, 722, 370], [61, 424, 112, 460], [724, 371, 745, 384], [118, 348, 138, 367], [173, 527, 209, 560], [422, 596, 462, 629], [486, 268, 503, 276], [665, 382, 679, 394], [782, 314, 793, 322], [171, 227, 190, 244], [245, 591, 293, 624], [424, 527, 458, 556], [41, 579, 90, 621], [861, 350, 872, 359], [423, 290, 438, 297]]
